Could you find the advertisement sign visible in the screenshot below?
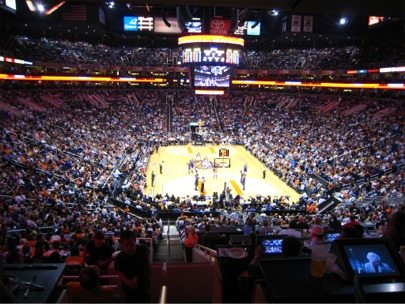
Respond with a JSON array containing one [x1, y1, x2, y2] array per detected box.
[[154, 17, 182, 34], [123, 16, 153, 31], [209, 18, 231, 35], [185, 18, 202, 33], [124, 16, 138, 31], [247, 21, 261, 36]]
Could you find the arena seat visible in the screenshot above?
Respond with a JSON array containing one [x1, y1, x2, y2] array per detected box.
[[150, 263, 166, 303], [165, 262, 221, 303]]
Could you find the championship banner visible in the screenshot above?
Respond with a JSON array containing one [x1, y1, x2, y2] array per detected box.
[[209, 18, 231, 35], [282, 16, 287, 33], [303, 16, 313, 32], [291, 15, 301, 32]]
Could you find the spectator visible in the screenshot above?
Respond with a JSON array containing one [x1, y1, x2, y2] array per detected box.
[[67, 265, 121, 303], [115, 230, 150, 303], [383, 211, 405, 251], [85, 231, 113, 274], [183, 225, 199, 263]]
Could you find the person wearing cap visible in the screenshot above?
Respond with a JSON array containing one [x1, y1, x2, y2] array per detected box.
[[309, 225, 325, 246]]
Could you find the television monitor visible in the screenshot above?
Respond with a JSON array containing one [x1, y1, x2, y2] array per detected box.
[[0, 0, 16, 13], [368, 16, 385, 27], [234, 20, 261, 36], [325, 232, 341, 243], [247, 21, 261, 36], [154, 17, 182, 34], [185, 18, 202, 33], [194, 66, 231, 88], [183, 47, 240, 65], [257, 235, 287, 256], [334, 238, 404, 280], [262, 238, 284, 255], [123, 16, 154, 32]]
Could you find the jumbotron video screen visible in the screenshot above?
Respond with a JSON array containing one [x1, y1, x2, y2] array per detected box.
[[193, 65, 231, 88]]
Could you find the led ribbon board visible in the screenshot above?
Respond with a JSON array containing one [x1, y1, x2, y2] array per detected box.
[[179, 35, 244, 46]]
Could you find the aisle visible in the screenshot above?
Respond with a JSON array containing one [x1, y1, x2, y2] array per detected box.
[[153, 224, 185, 263]]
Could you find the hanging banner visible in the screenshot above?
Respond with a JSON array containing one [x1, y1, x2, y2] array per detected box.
[[291, 15, 301, 32], [282, 16, 287, 33], [303, 16, 313, 32]]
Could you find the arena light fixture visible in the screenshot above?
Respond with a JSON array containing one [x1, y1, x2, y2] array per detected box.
[[231, 79, 405, 90], [195, 89, 224, 95], [25, 0, 36, 12], [339, 17, 348, 25], [0, 55, 33, 65], [178, 35, 244, 46], [106, 1, 114, 9], [45, 1, 65, 16], [0, 74, 165, 83], [269, 9, 279, 16], [36, 2, 45, 13]]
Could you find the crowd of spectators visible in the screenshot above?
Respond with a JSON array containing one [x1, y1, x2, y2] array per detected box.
[[1, 35, 404, 70], [1, 88, 404, 267]]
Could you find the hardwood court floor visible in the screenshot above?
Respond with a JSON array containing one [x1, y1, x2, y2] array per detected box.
[[145, 145, 300, 203]]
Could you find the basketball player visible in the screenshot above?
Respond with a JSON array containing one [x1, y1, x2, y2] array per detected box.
[[213, 166, 218, 179], [194, 173, 199, 191], [151, 171, 155, 187]]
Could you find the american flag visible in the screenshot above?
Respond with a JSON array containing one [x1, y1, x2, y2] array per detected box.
[[62, 4, 87, 21]]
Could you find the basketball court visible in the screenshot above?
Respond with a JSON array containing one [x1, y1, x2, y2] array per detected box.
[[145, 144, 300, 203]]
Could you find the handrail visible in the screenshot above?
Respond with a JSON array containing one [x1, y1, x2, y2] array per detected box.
[[194, 244, 218, 259], [159, 285, 167, 304], [167, 218, 171, 262]]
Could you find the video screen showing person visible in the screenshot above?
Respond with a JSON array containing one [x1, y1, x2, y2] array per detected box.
[[343, 243, 400, 277], [325, 232, 341, 243], [261, 238, 283, 255], [194, 66, 231, 88]]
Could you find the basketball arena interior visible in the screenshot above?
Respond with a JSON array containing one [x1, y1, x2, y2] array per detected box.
[[0, 0, 405, 303]]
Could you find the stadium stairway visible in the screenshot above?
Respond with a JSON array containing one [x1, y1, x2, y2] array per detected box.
[[318, 195, 341, 214], [153, 224, 185, 263]]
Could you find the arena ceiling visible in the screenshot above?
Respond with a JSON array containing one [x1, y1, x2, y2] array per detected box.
[[65, 0, 405, 17], [1, 0, 404, 48]]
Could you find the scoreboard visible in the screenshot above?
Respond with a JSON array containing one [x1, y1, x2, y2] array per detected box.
[[219, 148, 230, 157], [182, 46, 240, 65]]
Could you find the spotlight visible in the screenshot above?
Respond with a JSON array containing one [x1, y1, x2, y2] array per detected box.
[[269, 9, 279, 16], [36, 3, 45, 13], [339, 17, 348, 25], [25, 0, 36, 12], [106, 1, 114, 9]]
